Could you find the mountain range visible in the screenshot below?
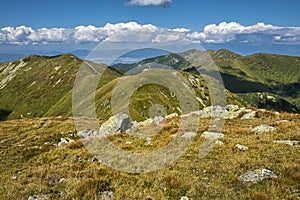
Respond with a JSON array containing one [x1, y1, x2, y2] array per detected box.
[[0, 48, 299, 121]]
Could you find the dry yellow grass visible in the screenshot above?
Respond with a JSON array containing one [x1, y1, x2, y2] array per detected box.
[[0, 112, 299, 199]]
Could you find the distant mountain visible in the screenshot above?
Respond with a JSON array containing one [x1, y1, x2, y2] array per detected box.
[[0, 49, 299, 121], [112, 48, 300, 112], [0, 53, 25, 62], [71, 49, 91, 58], [0, 53, 246, 121]]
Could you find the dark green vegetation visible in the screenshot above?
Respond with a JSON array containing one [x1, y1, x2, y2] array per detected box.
[[1, 48, 299, 121], [114, 48, 300, 113]]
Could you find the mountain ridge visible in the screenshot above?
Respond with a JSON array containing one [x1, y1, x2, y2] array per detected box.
[[0, 49, 299, 121]]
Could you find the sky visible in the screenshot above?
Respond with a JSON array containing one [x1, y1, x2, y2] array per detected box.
[[1, 0, 300, 62]]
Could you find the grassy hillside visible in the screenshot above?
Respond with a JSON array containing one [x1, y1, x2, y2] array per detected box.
[[1, 49, 299, 122], [0, 111, 299, 199], [0, 53, 246, 121], [0, 55, 121, 120], [113, 49, 300, 112]]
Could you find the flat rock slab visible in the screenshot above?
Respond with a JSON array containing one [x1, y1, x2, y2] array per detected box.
[[241, 111, 256, 119], [238, 168, 277, 184], [181, 132, 197, 140], [273, 140, 298, 146], [251, 124, 276, 134], [201, 131, 224, 139]]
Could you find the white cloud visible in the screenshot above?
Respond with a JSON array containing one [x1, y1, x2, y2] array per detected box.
[[1, 21, 300, 46], [125, 0, 172, 7], [27, 27, 72, 43], [199, 21, 300, 44]]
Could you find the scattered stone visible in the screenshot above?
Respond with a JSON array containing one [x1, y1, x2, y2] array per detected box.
[[145, 137, 151, 145], [235, 144, 248, 151], [59, 178, 66, 182], [275, 120, 289, 123], [273, 140, 298, 146], [238, 168, 277, 184], [99, 113, 132, 135], [251, 124, 276, 134], [12, 176, 17, 179], [190, 105, 256, 119], [241, 111, 256, 119], [0, 138, 10, 144], [99, 191, 114, 200], [28, 194, 49, 200], [153, 116, 164, 125], [180, 197, 189, 200], [164, 113, 178, 120], [215, 140, 224, 145], [181, 132, 197, 140], [201, 131, 224, 139], [77, 130, 99, 138], [125, 141, 132, 144], [57, 138, 75, 146]]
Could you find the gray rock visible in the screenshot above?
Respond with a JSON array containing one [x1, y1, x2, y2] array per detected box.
[[235, 144, 248, 151], [197, 105, 243, 119], [164, 113, 178, 119], [201, 131, 224, 139], [251, 124, 276, 134], [215, 140, 224, 145], [99, 113, 132, 136], [77, 130, 100, 138], [180, 197, 189, 200], [144, 137, 151, 145], [153, 116, 164, 125], [273, 140, 298, 146], [99, 191, 114, 200], [238, 168, 277, 184], [59, 177, 66, 182], [58, 138, 75, 146], [181, 132, 197, 140], [28, 194, 49, 200], [241, 111, 256, 119]]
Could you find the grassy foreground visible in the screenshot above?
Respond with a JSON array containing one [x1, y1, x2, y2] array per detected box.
[[0, 111, 299, 199]]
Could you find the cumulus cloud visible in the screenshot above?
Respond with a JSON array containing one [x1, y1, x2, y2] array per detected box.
[[1, 21, 300, 46], [198, 22, 300, 44], [125, 0, 172, 7]]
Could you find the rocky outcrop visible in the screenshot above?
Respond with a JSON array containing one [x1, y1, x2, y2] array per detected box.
[[251, 124, 276, 134], [182, 104, 257, 120], [77, 105, 260, 140], [238, 168, 277, 184], [98, 113, 133, 136]]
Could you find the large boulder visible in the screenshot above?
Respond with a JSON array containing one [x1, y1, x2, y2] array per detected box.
[[99, 113, 133, 136]]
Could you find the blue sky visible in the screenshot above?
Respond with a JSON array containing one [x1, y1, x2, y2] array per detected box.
[[2, 0, 300, 30], [1, 0, 300, 61]]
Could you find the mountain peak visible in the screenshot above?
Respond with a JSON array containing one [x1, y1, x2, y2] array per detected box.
[[208, 48, 242, 60]]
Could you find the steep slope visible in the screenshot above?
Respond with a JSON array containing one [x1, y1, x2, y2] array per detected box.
[[0, 54, 121, 120], [113, 49, 300, 112]]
